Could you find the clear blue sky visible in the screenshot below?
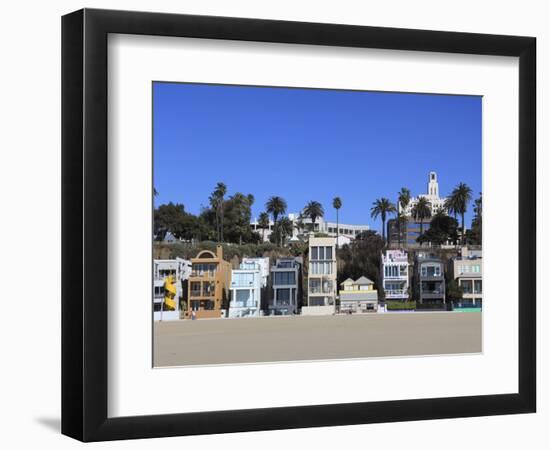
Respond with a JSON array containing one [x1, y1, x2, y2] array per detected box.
[[153, 82, 481, 232]]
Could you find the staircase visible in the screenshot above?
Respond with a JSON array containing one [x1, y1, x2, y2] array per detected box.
[[163, 275, 177, 311]]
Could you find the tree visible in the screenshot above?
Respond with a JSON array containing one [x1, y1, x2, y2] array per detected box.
[[466, 193, 482, 246], [411, 197, 432, 242], [153, 202, 187, 240], [303, 201, 324, 233], [332, 197, 342, 250], [278, 216, 294, 246], [417, 213, 459, 247], [209, 182, 227, 242], [444, 196, 459, 220], [222, 192, 256, 244], [338, 230, 385, 292], [397, 187, 411, 247], [266, 196, 287, 246], [447, 182, 473, 244], [257, 212, 270, 242], [370, 198, 396, 244], [153, 202, 211, 242], [446, 279, 464, 304]]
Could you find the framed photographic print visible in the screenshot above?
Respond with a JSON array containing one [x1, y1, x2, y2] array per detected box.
[[61, 8, 536, 442]]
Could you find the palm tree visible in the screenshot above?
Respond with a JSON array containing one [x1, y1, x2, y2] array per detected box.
[[397, 187, 411, 247], [444, 196, 459, 220], [447, 182, 473, 244], [266, 196, 287, 246], [303, 201, 324, 233], [247, 194, 255, 207], [257, 212, 270, 242], [332, 197, 342, 250], [209, 182, 227, 242], [278, 216, 294, 246], [411, 197, 432, 243], [370, 198, 397, 244]]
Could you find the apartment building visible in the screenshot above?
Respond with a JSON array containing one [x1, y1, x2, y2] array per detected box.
[[251, 213, 369, 244], [153, 258, 191, 321], [186, 245, 231, 319], [381, 249, 409, 301], [414, 252, 446, 305], [303, 236, 337, 315], [269, 257, 302, 315], [450, 247, 483, 308], [339, 277, 378, 313]]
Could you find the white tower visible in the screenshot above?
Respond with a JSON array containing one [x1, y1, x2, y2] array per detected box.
[[427, 171, 439, 198]]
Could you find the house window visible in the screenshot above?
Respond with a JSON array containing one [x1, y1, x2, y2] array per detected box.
[[325, 246, 333, 260], [310, 262, 333, 275], [311, 246, 318, 260], [474, 280, 482, 294], [461, 280, 473, 294], [276, 288, 291, 305], [309, 279, 321, 293], [202, 281, 215, 296], [318, 246, 325, 260], [273, 271, 296, 285], [235, 289, 252, 306], [154, 286, 165, 296], [421, 265, 441, 277], [232, 272, 254, 286], [190, 282, 201, 296]]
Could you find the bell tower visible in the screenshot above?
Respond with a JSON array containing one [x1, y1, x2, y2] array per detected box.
[[427, 171, 439, 198]]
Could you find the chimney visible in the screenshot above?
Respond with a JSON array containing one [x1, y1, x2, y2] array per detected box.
[[216, 244, 223, 259]]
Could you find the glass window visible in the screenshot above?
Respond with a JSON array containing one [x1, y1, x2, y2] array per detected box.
[[318, 246, 325, 260], [461, 280, 473, 294], [203, 281, 215, 295], [154, 286, 165, 296], [311, 246, 318, 260], [276, 288, 291, 305], [474, 280, 482, 293], [309, 279, 321, 293], [325, 246, 333, 260], [233, 272, 254, 286], [190, 281, 201, 295], [235, 289, 252, 305], [273, 271, 296, 285]]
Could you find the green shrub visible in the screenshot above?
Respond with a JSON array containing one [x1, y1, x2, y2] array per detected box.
[[386, 300, 416, 310]]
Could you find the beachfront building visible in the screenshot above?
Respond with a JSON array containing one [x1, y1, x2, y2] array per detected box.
[[414, 252, 446, 305], [186, 245, 231, 319], [251, 213, 369, 245], [450, 247, 483, 308], [153, 258, 192, 321], [381, 249, 409, 301], [269, 257, 302, 315], [338, 277, 378, 313], [228, 261, 264, 318], [303, 236, 337, 315]]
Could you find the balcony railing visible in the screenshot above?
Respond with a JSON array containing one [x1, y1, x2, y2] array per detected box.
[[384, 275, 408, 280], [385, 289, 408, 297], [421, 289, 444, 295], [309, 287, 333, 294], [191, 271, 216, 278], [231, 301, 258, 308]]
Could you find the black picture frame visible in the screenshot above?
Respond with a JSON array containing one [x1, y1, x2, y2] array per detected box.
[[62, 8, 536, 442]]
